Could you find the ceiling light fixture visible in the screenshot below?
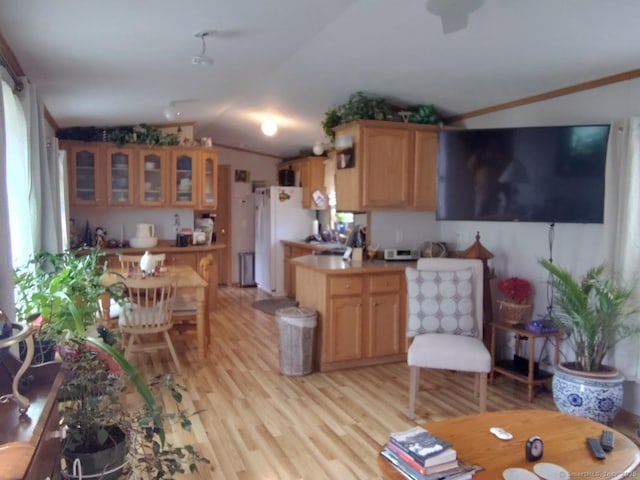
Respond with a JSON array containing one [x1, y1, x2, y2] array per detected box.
[[192, 30, 216, 66], [312, 140, 324, 156], [261, 119, 278, 137], [426, 0, 484, 34], [163, 102, 181, 121]]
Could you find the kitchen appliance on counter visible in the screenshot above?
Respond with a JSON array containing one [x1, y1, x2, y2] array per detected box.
[[383, 248, 419, 261], [254, 186, 315, 296], [130, 223, 158, 248]]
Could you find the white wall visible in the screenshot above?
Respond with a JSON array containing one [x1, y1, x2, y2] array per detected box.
[[368, 77, 640, 415], [214, 146, 280, 284]]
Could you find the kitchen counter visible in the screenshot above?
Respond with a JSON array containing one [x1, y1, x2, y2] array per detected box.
[[96, 241, 226, 255], [292, 254, 416, 274], [281, 239, 345, 252], [293, 255, 413, 372]]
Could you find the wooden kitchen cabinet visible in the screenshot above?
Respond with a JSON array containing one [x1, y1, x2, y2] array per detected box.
[[284, 244, 315, 298], [333, 120, 439, 211], [139, 148, 169, 207], [278, 156, 328, 209], [65, 142, 106, 206], [62, 140, 218, 209], [294, 258, 407, 372], [198, 150, 218, 209], [106, 147, 136, 207]]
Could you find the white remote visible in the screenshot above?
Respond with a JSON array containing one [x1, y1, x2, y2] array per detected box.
[[489, 427, 513, 440]]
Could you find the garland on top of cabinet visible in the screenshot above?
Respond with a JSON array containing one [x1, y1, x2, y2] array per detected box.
[[57, 124, 181, 147], [321, 91, 444, 142]]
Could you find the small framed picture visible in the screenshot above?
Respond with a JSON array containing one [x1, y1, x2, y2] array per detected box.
[[235, 169, 250, 183]]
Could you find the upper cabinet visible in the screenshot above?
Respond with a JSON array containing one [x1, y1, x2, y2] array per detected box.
[[67, 143, 105, 206], [333, 120, 439, 211], [61, 140, 217, 209], [198, 150, 218, 209], [277, 156, 327, 210]]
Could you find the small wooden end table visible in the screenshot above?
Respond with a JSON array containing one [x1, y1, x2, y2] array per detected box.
[[490, 321, 562, 402], [378, 410, 640, 480]]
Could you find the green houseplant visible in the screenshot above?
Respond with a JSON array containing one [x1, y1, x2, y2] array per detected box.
[[540, 259, 640, 424], [13, 248, 210, 477]]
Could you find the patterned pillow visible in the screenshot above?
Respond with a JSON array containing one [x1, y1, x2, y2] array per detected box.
[[405, 267, 477, 337]]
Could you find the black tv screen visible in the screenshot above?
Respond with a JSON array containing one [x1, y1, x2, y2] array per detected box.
[[436, 125, 610, 223]]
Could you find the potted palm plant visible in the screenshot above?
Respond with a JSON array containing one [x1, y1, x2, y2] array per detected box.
[[12, 247, 210, 477], [540, 259, 640, 424]]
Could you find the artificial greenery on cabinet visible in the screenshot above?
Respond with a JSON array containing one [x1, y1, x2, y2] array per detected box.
[[57, 124, 181, 147], [321, 91, 443, 142]]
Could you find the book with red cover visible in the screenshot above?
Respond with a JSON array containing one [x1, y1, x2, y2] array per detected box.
[[388, 426, 453, 466], [386, 441, 457, 474]]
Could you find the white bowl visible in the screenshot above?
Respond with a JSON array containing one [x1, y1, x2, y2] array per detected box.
[[129, 236, 158, 248]]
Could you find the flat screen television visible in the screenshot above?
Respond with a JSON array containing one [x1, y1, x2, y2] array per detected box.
[[436, 125, 610, 223]]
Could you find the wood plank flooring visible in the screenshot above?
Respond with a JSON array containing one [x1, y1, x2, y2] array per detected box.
[[127, 286, 639, 479]]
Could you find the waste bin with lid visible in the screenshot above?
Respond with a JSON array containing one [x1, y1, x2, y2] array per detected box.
[[275, 306, 317, 376]]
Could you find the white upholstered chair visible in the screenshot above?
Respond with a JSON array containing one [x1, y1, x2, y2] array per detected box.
[[405, 258, 491, 419], [118, 275, 181, 374]]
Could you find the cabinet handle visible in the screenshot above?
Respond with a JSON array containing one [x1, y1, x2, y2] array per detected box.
[[345, 284, 350, 289]]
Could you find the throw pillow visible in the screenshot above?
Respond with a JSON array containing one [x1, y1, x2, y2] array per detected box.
[[405, 267, 477, 337]]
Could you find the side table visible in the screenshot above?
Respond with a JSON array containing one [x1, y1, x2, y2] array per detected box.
[[490, 321, 562, 402]]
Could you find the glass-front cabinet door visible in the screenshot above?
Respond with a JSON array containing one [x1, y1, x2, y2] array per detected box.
[[106, 148, 135, 207], [138, 149, 168, 207], [170, 149, 198, 207], [68, 143, 104, 206], [198, 151, 218, 209]]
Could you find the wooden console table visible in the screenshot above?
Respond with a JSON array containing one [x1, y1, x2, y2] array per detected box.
[[378, 410, 640, 480], [490, 321, 562, 402], [0, 360, 63, 479]]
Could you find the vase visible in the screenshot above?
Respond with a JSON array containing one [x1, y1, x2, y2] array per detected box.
[[552, 362, 624, 425], [498, 301, 533, 324]]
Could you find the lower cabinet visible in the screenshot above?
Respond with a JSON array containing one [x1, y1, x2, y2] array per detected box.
[[295, 265, 406, 371]]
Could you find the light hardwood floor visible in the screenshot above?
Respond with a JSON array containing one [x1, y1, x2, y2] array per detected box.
[[127, 286, 639, 479]]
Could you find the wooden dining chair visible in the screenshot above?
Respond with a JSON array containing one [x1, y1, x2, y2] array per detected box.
[[172, 255, 213, 342], [118, 275, 181, 374], [119, 253, 166, 270]]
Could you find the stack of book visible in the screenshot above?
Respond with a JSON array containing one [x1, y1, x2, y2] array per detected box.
[[380, 426, 478, 480]]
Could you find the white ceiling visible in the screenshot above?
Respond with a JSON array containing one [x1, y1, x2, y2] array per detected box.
[[1, 0, 639, 158]]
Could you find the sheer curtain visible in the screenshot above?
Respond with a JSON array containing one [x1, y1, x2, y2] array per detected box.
[[603, 117, 640, 382], [20, 79, 64, 253]]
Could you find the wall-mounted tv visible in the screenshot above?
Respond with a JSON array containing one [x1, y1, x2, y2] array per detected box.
[[436, 125, 610, 223]]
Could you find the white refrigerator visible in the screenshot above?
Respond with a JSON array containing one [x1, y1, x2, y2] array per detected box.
[[254, 186, 315, 297]]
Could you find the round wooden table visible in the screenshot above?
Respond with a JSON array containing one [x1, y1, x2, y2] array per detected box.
[[378, 410, 640, 480]]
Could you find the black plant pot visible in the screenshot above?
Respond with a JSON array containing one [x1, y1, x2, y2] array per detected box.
[[63, 426, 127, 480], [19, 337, 56, 364]]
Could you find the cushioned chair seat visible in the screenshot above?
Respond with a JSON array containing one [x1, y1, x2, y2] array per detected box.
[[408, 333, 491, 372]]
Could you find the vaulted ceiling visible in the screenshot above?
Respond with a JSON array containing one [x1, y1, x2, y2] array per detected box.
[[1, 0, 639, 158]]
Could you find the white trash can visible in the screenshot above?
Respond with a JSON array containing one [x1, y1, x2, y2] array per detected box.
[[275, 306, 317, 376]]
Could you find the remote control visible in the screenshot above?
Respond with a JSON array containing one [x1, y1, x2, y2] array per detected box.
[[600, 430, 615, 452], [587, 437, 606, 459]]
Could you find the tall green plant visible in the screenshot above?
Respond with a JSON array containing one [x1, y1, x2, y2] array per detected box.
[[540, 260, 640, 372]]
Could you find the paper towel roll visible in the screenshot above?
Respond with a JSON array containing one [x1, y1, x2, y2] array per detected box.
[[312, 219, 319, 236]]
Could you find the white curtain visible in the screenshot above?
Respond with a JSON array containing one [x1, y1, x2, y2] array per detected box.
[[0, 74, 17, 319], [20, 79, 64, 253], [603, 117, 640, 382]]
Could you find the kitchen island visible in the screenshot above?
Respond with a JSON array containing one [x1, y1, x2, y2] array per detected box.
[[281, 240, 345, 297], [293, 255, 416, 372]]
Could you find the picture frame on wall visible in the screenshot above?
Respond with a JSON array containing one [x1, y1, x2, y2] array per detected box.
[[235, 169, 250, 182]]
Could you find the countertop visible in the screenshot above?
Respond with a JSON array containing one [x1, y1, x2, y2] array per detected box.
[[281, 239, 345, 252], [292, 254, 416, 274], [86, 241, 226, 255]]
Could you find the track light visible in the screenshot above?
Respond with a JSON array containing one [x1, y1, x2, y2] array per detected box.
[[261, 119, 278, 136]]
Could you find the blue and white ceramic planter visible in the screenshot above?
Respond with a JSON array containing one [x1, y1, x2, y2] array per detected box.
[[552, 363, 624, 425]]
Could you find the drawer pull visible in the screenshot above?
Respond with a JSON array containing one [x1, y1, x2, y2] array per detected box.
[[345, 284, 350, 289]]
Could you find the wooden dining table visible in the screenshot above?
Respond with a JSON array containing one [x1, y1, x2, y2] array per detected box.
[[102, 265, 209, 360]]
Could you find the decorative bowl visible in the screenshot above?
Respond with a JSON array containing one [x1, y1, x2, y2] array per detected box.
[[129, 236, 158, 249]]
